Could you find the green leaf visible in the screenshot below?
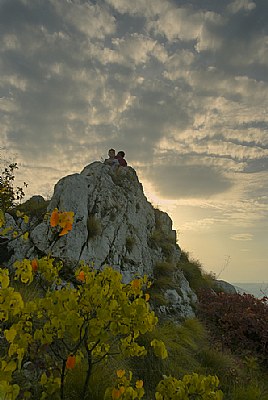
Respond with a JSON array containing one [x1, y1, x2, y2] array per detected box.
[[150, 339, 168, 359], [0, 269, 10, 289], [0, 209, 5, 227], [40, 372, 48, 385], [5, 327, 17, 342]]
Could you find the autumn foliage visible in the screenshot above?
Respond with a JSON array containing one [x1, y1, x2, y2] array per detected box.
[[197, 290, 268, 366], [50, 208, 74, 236], [0, 206, 226, 399], [0, 256, 166, 399]]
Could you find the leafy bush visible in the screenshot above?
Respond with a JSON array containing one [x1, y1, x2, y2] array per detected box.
[[155, 373, 223, 400], [178, 251, 216, 292], [0, 260, 167, 399], [13, 197, 49, 220], [197, 290, 268, 366], [0, 163, 27, 213]]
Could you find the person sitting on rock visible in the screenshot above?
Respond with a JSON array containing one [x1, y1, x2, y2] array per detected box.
[[104, 149, 119, 167], [115, 151, 127, 167]]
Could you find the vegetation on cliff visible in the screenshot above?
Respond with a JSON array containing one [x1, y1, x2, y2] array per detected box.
[[0, 165, 268, 399]]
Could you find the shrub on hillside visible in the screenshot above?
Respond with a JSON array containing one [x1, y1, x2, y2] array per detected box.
[[178, 251, 216, 292], [0, 163, 27, 213], [13, 197, 49, 220], [0, 260, 167, 399], [197, 290, 268, 366]]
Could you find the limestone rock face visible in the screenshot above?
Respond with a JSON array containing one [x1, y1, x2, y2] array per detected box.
[[7, 162, 196, 318], [31, 163, 173, 276]]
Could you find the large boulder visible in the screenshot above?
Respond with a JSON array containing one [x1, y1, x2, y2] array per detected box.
[[30, 162, 179, 277], [6, 162, 196, 318]]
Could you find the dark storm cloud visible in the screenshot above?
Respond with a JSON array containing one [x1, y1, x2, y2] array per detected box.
[[243, 158, 268, 173], [196, 0, 268, 80], [143, 164, 232, 198]]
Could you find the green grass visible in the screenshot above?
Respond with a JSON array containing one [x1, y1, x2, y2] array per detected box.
[[154, 261, 177, 278], [178, 251, 217, 292], [149, 229, 176, 261]]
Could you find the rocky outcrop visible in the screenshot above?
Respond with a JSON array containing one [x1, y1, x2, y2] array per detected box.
[[215, 280, 237, 294], [6, 162, 197, 319]]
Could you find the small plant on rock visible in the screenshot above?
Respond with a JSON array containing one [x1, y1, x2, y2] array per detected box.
[[87, 214, 101, 239]]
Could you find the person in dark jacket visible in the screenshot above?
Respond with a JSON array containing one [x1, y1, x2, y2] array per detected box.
[[115, 151, 127, 167]]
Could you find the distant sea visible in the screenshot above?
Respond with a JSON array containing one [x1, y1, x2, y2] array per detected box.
[[232, 283, 268, 299]]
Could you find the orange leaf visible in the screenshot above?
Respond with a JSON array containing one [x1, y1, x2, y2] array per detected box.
[[112, 388, 122, 400], [116, 369, 125, 378], [66, 355, 76, 370], [145, 293, 150, 302], [64, 222, 73, 231], [31, 259, 38, 272], [50, 209, 59, 227], [131, 279, 141, 290], [77, 271, 85, 282], [59, 227, 69, 236]]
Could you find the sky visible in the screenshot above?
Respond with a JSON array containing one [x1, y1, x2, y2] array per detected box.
[[1, 0, 268, 284]]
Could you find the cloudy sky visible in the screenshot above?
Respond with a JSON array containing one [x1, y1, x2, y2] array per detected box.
[[1, 0, 268, 283]]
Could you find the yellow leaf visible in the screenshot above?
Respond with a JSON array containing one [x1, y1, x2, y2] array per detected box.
[[5, 360, 17, 372], [151, 339, 168, 359], [4, 327, 17, 342], [136, 380, 143, 389], [40, 372, 47, 385], [23, 232, 29, 240], [116, 369, 126, 378], [0, 269, 9, 289], [23, 215, 29, 224]]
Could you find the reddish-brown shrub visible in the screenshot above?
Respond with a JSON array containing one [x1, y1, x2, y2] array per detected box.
[[197, 290, 268, 366]]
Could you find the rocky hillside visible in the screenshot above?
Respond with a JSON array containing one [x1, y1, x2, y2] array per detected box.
[[5, 162, 199, 318]]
